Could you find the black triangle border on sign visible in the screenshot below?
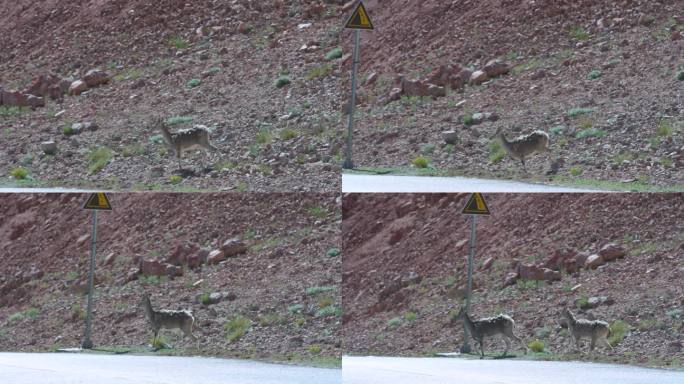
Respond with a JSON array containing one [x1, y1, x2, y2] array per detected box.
[[345, 1, 374, 30], [83, 193, 112, 210], [461, 193, 490, 215]]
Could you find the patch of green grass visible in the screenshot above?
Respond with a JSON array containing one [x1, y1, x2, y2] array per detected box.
[[324, 47, 343, 61], [307, 344, 322, 354], [305, 64, 333, 80], [387, 317, 402, 328], [613, 152, 635, 164], [587, 70, 602, 80], [576, 296, 590, 309], [113, 67, 143, 82], [608, 320, 630, 346], [187, 78, 201, 88], [169, 175, 182, 185], [517, 279, 540, 290], [420, 143, 436, 155], [149, 134, 165, 144], [62, 124, 75, 135], [575, 128, 606, 139], [569, 166, 583, 176], [150, 334, 169, 350], [569, 26, 590, 40], [65, 271, 79, 281], [578, 116, 594, 130], [549, 125, 566, 136], [412, 156, 429, 168], [666, 308, 682, 319], [317, 296, 334, 309], [225, 315, 251, 343], [462, 114, 474, 125], [256, 128, 273, 144], [306, 286, 335, 296], [656, 118, 674, 137], [307, 205, 328, 219], [24, 307, 39, 318], [168, 35, 189, 49], [166, 116, 193, 126], [8, 312, 25, 322], [10, 167, 28, 180], [404, 312, 417, 323], [259, 312, 282, 326], [567, 108, 596, 117], [678, 70, 684, 81], [87, 147, 113, 174], [121, 143, 146, 157], [279, 128, 299, 140], [214, 160, 236, 171], [326, 247, 340, 257], [0, 105, 30, 116], [660, 157, 673, 167], [314, 306, 341, 318], [489, 140, 506, 164], [511, 58, 543, 75], [528, 339, 545, 353], [288, 304, 304, 314], [274, 75, 291, 88]]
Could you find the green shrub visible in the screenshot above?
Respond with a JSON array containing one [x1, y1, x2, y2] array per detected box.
[[568, 26, 589, 40], [10, 167, 28, 180], [656, 119, 673, 137], [326, 248, 340, 257], [187, 78, 201, 88], [150, 335, 168, 349], [462, 114, 474, 125], [575, 128, 606, 139], [279, 128, 299, 140], [256, 129, 272, 144], [666, 308, 682, 319], [87, 147, 113, 174], [259, 313, 282, 326], [288, 304, 304, 314], [62, 125, 75, 135], [412, 156, 429, 168], [549, 125, 566, 136], [225, 315, 251, 343], [274, 76, 291, 88], [307, 206, 328, 218], [608, 320, 630, 346], [8, 312, 24, 322], [317, 296, 334, 309], [569, 166, 583, 176], [306, 286, 335, 295], [0, 106, 29, 116], [315, 306, 341, 318], [387, 317, 402, 328], [528, 339, 545, 353], [489, 140, 506, 164], [168, 36, 188, 49], [169, 175, 183, 185], [198, 293, 211, 305], [324, 47, 343, 61], [306, 64, 333, 80], [678, 70, 684, 81], [576, 296, 589, 309], [421, 143, 436, 155], [122, 143, 145, 157], [587, 70, 602, 80], [307, 344, 322, 354], [24, 308, 39, 318], [166, 116, 194, 126], [404, 312, 417, 323]]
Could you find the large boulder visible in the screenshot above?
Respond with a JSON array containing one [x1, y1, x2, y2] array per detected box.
[[483, 59, 511, 78], [469, 70, 489, 85], [69, 80, 89, 95], [206, 249, 226, 265], [599, 243, 626, 261], [82, 69, 111, 87], [221, 238, 247, 257], [584, 254, 605, 269]]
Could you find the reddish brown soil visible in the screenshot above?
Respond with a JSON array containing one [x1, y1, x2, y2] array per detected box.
[[0, 193, 341, 362], [342, 0, 683, 189], [342, 193, 684, 367], [0, 0, 344, 191]]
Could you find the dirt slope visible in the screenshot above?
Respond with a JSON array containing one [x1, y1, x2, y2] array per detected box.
[[342, 193, 684, 368], [0, 192, 341, 363], [342, 0, 683, 189], [0, 0, 344, 191]]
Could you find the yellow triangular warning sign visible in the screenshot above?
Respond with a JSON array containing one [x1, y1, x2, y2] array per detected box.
[[345, 1, 374, 30], [83, 193, 112, 210], [461, 193, 490, 215]]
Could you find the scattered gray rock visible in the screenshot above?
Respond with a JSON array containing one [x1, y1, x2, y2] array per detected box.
[[68, 80, 88, 96], [442, 130, 459, 145], [40, 141, 57, 155]]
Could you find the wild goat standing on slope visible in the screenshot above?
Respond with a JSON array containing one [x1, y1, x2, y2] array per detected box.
[[562, 308, 613, 353], [494, 127, 550, 172], [454, 307, 528, 358], [142, 293, 198, 349], [153, 117, 220, 170]]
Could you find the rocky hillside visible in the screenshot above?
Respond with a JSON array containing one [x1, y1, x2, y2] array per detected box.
[[342, 193, 684, 368], [341, 0, 683, 189], [0, 0, 345, 192], [0, 193, 341, 365]]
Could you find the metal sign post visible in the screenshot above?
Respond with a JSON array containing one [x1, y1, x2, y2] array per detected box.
[[81, 193, 112, 349], [343, 1, 374, 170], [459, 193, 490, 354]]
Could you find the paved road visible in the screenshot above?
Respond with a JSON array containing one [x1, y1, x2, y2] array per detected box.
[[342, 356, 684, 384], [0, 353, 340, 384], [342, 174, 601, 193]]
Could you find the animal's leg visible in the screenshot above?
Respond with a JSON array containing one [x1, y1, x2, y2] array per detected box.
[[479, 339, 485, 359], [503, 337, 510, 357], [603, 337, 614, 352], [521, 158, 527, 173], [590, 336, 596, 352]]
